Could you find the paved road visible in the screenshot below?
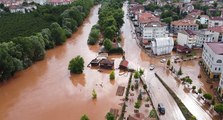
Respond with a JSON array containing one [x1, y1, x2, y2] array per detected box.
[[122, 3, 185, 119]]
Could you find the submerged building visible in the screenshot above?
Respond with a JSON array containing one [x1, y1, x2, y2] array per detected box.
[[151, 37, 174, 55]]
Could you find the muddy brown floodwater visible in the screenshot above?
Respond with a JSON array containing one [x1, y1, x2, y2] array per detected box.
[[0, 2, 218, 120], [0, 5, 130, 120]]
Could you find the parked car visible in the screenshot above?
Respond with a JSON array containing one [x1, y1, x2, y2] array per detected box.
[[158, 103, 165, 114], [149, 65, 155, 70], [160, 59, 166, 63]]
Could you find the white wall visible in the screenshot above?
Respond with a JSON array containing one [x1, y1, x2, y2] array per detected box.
[[142, 26, 166, 40], [202, 43, 223, 74]]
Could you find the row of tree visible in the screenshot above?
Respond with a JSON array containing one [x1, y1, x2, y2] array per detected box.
[[87, 24, 100, 45], [98, 0, 124, 53], [0, 0, 96, 82]]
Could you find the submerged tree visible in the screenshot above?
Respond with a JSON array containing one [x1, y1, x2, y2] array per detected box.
[[81, 114, 89, 120], [68, 55, 84, 74], [106, 112, 115, 120]]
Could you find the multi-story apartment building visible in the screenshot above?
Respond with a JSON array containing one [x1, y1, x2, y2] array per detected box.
[[208, 26, 223, 42], [177, 30, 196, 48], [141, 21, 167, 40], [195, 29, 215, 47], [202, 42, 223, 79], [170, 19, 198, 34]]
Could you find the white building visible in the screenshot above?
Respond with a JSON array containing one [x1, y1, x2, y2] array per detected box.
[[208, 26, 223, 42], [151, 37, 174, 55], [197, 15, 209, 24], [202, 42, 223, 79], [208, 17, 223, 28], [33, 0, 47, 5], [141, 21, 167, 40], [171, 19, 198, 34], [177, 30, 196, 48], [181, 0, 191, 3], [195, 30, 214, 47]]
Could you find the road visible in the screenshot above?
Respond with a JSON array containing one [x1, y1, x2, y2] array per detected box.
[[122, 3, 185, 120]]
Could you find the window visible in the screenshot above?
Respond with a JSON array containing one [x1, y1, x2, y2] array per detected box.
[[219, 68, 221, 71], [215, 67, 217, 70], [217, 59, 222, 63]]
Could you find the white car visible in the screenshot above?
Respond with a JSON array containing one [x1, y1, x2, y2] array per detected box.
[[149, 65, 155, 70], [160, 59, 166, 63]]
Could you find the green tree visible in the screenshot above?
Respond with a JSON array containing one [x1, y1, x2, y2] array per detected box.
[[198, 88, 202, 94], [103, 38, 113, 51], [134, 100, 141, 109], [109, 70, 115, 80], [106, 112, 115, 120], [92, 89, 97, 99], [167, 59, 171, 66], [162, 17, 173, 24], [104, 25, 117, 40], [214, 104, 223, 115], [203, 93, 212, 100], [68, 55, 84, 74], [81, 114, 89, 120], [139, 68, 144, 76], [134, 71, 140, 79], [177, 67, 183, 76], [50, 22, 66, 45]]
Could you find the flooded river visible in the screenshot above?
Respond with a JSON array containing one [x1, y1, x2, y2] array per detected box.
[[0, 5, 129, 120], [0, 2, 218, 120]]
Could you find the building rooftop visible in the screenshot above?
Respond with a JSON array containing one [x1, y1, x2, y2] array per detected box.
[[171, 19, 198, 26], [179, 30, 196, 37], [138, 12, 159, 24], [207, 42, 223, 55], [144, 21, 166, 27], [208, 26, 223, 33], [210, 16, 223, 21]]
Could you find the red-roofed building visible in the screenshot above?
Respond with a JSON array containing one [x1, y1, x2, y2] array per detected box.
[[170, 19, 198, 34], [208, 17, 223, 28]]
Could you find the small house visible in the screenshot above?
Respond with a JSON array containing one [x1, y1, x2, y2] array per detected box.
[[119, 60, 129, 70], [89, 59, 101, 66], [99, 59, 114, 69]]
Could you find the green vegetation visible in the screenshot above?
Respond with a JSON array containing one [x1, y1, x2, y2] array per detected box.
[[139, 68, 144, 76], [177, 67, 183, 76], [81, 114, 89, 120], [134, 100, 141, 109], [92, 89, 97, 99], [198, 88, 202, 94], [149, 109, 157, 118], [109, 70, 115, 80], [0, 0, 95, 81], [192, 86, 196, 91], [144, 3, 184, 24], [88, 24, 100, 45], [68, 56, 84, 74], [203, 93, 212, 100], [134, 71, 140, 79], [103, 38, 113, 51], [214, 104, 223, 115], [134, 0, 146, 4], [167, 59, 171, 66], [155, 73, 194, 120], [181, 76, 193, 85], [98, 0, 124, 54], [106, 112, 115, 120]]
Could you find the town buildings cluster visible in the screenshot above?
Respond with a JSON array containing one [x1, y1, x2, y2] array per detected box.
[[0, 0, 73, 13], [128, 0, 223, 98]]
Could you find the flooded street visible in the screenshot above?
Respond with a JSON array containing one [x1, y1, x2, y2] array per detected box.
[[0, 2, 219, 120]]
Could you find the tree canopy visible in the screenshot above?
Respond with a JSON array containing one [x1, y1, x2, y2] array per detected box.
[[68, 56, 84, 74]]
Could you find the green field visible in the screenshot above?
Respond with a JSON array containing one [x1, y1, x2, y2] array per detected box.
[[0, 13, 50, 42]]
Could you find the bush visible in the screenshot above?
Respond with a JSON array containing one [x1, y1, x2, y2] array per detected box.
[[214, 104, 223, 114], [106, 112, 115, 120], [203, 93, 212, 100], [139, 68, 144, 76], [68, 55, 84, 74], [177, 67, 183, 76], [192, 86, 196, 90], [134, 71, 140, 79], [198, 88, 202, 94], [109, 70, 115, 80], [134, 100, 141, 109], [92, 89, 97, 99], [167, 59, 170, 66], [81, 114, 89, 120], [149, 109, 157, 118]]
